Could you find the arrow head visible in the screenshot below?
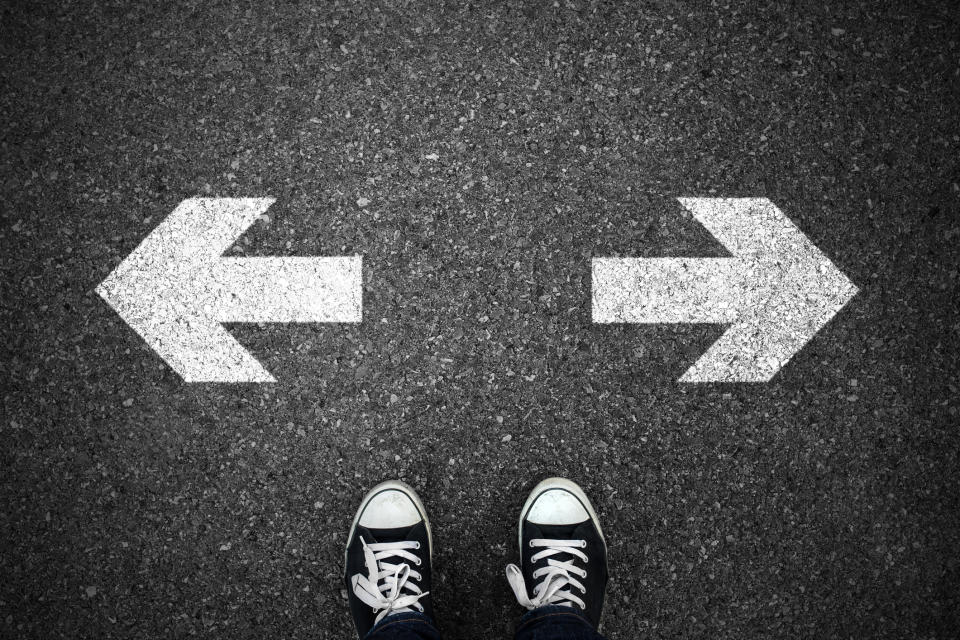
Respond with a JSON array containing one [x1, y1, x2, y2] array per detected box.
[[676, 198, 859, 382]]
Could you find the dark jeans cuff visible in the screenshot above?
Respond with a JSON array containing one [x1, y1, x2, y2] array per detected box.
[[516, 604, 602, 639], [365, 611, 439, 640]]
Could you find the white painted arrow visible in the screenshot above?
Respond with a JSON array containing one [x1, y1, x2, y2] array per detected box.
[[592, 198, 858, 382], [97, 198, 361, 382]]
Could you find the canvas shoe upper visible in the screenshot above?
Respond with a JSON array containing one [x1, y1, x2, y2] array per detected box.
[[344, 480, 433, 638], [505, 477, 608, 629]]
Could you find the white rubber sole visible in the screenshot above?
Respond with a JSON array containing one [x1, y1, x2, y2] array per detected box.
[[517, 477, 605, 550], [344, 479, 433, 571]]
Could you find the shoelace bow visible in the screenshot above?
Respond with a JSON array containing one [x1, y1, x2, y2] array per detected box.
[[505, 538, 588, 610], [351, 537, 428, 624]]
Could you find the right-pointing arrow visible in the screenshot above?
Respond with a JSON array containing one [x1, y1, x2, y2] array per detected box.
[[592, 198, 859, 382]]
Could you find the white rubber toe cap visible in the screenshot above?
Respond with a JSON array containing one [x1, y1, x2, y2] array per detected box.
[[526, 488, 590, 525], [358, 488, 423, 529]]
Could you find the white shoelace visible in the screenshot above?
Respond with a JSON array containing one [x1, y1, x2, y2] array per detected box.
[[505, 538, 588, 610], [350, 537, 428, 624]]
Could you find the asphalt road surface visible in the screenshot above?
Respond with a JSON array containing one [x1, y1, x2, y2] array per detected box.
[[2, 1, 959, 638]]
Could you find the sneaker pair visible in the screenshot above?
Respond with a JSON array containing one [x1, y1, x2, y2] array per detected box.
[[344, 478, 608, 637]]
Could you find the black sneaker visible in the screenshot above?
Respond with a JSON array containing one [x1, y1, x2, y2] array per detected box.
[[505, 477, 608, 628], [344, 480, 433, 638]]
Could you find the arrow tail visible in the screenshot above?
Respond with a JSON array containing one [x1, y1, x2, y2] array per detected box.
[[592, 257, 742, 324], [214, 256, 362, 323]]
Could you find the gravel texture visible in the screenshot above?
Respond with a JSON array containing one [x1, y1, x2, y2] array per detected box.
[[2, 1, 959, 638]]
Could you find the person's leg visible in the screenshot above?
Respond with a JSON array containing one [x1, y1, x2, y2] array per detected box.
[[344, 480, 442, 640], [505, 478, 609, 640], [512, 605, 605, 640], [363, 611, 442, 640]]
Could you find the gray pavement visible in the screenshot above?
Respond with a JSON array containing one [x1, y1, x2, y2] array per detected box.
[[2, 1, 958, 638]]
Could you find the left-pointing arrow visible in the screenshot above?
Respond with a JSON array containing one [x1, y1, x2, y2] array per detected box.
[[96, 198, 362, 382]]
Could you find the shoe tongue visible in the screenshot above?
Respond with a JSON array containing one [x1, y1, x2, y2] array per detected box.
[[530, 521, 586, 540], [359, 524, 417, 544]]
